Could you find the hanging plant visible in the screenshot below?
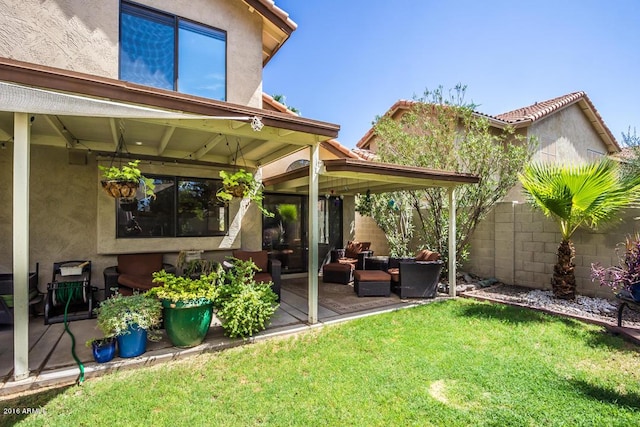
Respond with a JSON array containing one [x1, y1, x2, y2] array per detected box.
[[216, 169, 273, 217], [99, 160, 155, 201]]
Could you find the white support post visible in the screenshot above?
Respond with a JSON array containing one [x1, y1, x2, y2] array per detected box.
[[307, 143, 319, 324], [13, 113, 31, 381], [448, 187, 457, 298]]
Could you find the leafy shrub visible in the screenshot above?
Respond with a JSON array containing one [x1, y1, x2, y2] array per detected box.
[[216, 258, 278, 338], [591, 233, 640, 293]]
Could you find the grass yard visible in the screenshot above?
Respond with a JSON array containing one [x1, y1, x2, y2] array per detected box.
[[3, 298, 640, 426]]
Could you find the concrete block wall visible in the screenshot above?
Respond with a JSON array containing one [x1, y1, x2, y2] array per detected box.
[[467, 201, 640, 298], [354, 213, 389, 256]]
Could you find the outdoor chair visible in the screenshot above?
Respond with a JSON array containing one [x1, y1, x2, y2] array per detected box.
[[322, 241, 373, 285], [231, 250, 281, 302], [103, 253, 176, 297], [388, 250, 443, 298], [329, 241, 373, 271], [0, 263, 41, 324]]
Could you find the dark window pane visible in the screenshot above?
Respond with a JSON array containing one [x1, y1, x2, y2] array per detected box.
[[177, 178, 227, 236], [178, 21, 226, 100], [116, 177, 175, 238], [120, 3, 175, 90]]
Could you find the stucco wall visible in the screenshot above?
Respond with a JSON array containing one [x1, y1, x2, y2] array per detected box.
[[531, 103, 609, 163], [466, 202, 640, 299], [0, 0, 263, 107], [1, 144, 253, 292]]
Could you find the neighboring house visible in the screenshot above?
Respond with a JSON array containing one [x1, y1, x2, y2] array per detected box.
[[353, 92, 629, 298], [1, 0, 477, 380]]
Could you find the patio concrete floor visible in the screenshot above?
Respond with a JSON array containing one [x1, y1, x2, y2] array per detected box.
[[0, 277, 425, 398]]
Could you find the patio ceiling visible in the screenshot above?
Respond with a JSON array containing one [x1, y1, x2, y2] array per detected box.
[[264, 158, 480, 195], [0, 59, 339, 169]]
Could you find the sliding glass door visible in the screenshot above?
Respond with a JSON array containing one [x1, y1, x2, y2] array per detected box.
[[263, 194, 342, 274]]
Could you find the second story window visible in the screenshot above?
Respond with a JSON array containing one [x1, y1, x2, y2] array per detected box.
[[120, 1, 227, 101]]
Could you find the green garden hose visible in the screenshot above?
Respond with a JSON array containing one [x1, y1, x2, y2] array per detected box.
[[58, 282, 85, 384]]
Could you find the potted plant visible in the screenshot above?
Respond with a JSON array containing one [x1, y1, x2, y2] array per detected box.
[[216, 258, 279, 338], [149, 267, 223, 348], [592, 233, 640, 301], [99, 159, 155, 201], [216, 169, 273, 217], [85, 337, 116, 363], [94, 293, 163, 358], [176, 250, 217, 279]]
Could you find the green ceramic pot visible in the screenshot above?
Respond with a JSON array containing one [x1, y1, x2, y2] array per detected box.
[[162, 300, 213, 348]]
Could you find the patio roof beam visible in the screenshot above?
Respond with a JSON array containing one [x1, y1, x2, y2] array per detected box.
[[109, 118, 119, 149], [193, 133, 224, 160], [43, 115, 76, 147], [157, 126, 176, 156], [133, 117, 326, 147], [257, 144, 305, 166]]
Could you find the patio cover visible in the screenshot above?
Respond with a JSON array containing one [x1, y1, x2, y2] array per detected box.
[[1, 58, 479, 381], [0, 58, 340, 381], [264, 158, 480, 321]]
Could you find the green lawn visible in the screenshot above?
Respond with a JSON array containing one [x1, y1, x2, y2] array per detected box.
[[3, 299, 640, 426]]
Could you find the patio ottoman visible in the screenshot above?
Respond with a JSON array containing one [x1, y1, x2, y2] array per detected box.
[[353, 270, 391, 297], [322, 263, 353, 285]]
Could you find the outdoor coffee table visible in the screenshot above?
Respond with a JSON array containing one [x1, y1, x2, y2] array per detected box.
[[353, 270, 391, 297]]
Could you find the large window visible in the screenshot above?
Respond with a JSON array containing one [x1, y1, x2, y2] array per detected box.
[[120, 1, 227, 100], [117, 176, 228, 238]]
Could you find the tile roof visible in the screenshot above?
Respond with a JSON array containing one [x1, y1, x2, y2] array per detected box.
[[352, 147, 378, 161], [495, 91, 586, 123]]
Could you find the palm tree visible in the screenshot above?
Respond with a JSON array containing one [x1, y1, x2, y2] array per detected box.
[[519, 158, 640, 299]]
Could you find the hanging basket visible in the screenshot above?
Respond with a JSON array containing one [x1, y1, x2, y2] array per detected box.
[[225, 183, 247, 198], [101, 180, 139, 201]]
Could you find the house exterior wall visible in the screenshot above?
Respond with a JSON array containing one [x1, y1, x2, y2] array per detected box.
[[0, 144, 243, 291], [465, 201, 638, 299], [261, 145, 349, 177], [0, 0, 263, 107], [531, 103, 609, 164]]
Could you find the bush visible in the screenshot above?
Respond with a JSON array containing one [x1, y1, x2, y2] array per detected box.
[[216, 258, 278, 338]]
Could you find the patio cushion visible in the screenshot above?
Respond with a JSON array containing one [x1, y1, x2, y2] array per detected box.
[[117, 253, 163, 276], [232, 250, 268, 272], [354, 270, 391, 282], [254, 272, 272, 284], [388, 268, 400, 283], [117, 274, 157, 291], [345, 241, 371, 259], [416, 250, 440, 261]]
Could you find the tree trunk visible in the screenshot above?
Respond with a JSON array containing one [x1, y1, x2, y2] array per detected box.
[[552, 239, 576, 300]]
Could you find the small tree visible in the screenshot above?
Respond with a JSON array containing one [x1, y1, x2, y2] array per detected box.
[[620, 126, 640, 180], [519, 158, 640, 299], [358, 85, 535, 264]]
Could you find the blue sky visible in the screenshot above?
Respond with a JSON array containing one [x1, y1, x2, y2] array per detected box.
[[263, 0, 640, 148]]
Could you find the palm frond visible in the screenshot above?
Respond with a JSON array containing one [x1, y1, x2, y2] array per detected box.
[[519, 158, 640, 240]]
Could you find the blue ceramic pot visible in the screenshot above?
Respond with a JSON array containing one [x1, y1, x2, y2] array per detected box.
[[116, 324, 148, 358], [91, 338, 116, 363]]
